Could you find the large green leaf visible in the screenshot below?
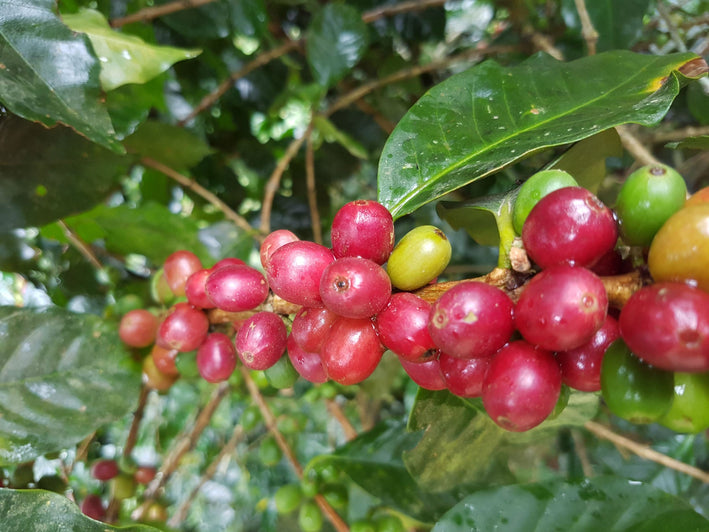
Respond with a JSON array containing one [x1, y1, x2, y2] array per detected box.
[[123, 120, 214, 170], [432, 476, 709, 532], [306, 4, 369, 88], [62, 9, 201, 91], [0, 0, 122, 152], [377, 51, 705, 219], [0, 116, 128, 232], [0, 306, 140, 465], [404, 389, 598, 491], [0, 488, 159, 531]]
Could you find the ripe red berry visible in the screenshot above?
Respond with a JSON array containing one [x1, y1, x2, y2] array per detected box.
[[619, 282, 709, 372], [331, 200, 394, 265], [286, 334, 328, 383], [163, 250, 203, 297], [556, 315, 619, 392], [267, 241, 335, 307], [522, 187, 617, 269], [399, 355, 447, 391], [319, 257, 391, 319], [205, 264, 269, 312], [133, 466, 157, 485], [260, 229, 299, 271], [151, 344, 180, 376], [482, 341, 562, 432], [428, 281, 514, 359], [515, 265, 608, 351], [81, 494, 106, 521], [185, 269, 216, 309], [235, 312, 288, 370], [157, 302, 209, 352], [321, 317, 384, 385], [119, 309, 159, 348], [439, 352, 490, 398], [197, 332, 238, 383], [291, 307, 338, 353], [91, 459, 119, 481], [376, 292, 436, 362]]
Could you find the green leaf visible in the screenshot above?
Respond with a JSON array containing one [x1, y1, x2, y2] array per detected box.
[[307, 420, 464, 523], [313, 115, 368, 159], [563, 0, 651, 52], [0, 0, 122, 152], [0, 488, 159, 531], [123, 120, 214, 170], [377, 51, 705, 219], [666, 135, 709, 151], [0, 116, 128, 232], [62, 9, 201, 91], [404, 389, 598, 491], [431, 476, 709, 532], [54, 202, 211, 265], [306, 4, 369, 87], [0, 306, 140, 464]]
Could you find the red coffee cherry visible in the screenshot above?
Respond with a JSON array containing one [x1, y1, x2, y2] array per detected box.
[[119, 309, 159, 348], [330, 200, 394, 265]]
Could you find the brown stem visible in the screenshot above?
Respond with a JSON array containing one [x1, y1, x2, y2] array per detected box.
[[131, 382, 231, 520], [326, 399, 358, 441], [615, 125, 662, 167], [260, 123, 313, 235], [167, 425, 245, 528], [649, 125, 709, 143], [573, 0, 599, 55], [240, 367, 350, 532], [123, 384, 151, 461], [141, 157, 261, 241], [584, 420, 709, 483], [57, 220, 103, 270], [305, 127, 323, 245], [361, 0, 447, 23], [110, 0, 219, 27]]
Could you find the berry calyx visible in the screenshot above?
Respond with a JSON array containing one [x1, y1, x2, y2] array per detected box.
[[319, 257, 391, 319]]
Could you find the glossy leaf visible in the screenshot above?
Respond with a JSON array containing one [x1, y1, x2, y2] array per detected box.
[[306, 420, 467, 523], [306, 4, 369, 87], [0, 488, 159, 531], [62, 9, 201, 91], [0, 116, 128, 232], [404, 389, 598, 491], [432, 476, 709, 532], [46, 202, 211, 265], [377, 51, 705, 219], [0, 306, 140, 464], [0, 0, 122, 152], [123, 120, 214, 170]]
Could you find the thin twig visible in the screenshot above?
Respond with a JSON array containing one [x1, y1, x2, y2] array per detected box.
[[584, 420, 709, 483], [326, 400, 358, 441], [616, 125, 662, 166], [167, 425, 245, 528], [655, 1, 688, 53], [123, 385, 151, 461], [649, 125, 709, 143], [110, 0, 219, 27], [141, 157, 261, 240], [305, 126, 323, 245], [573, 0, 599, 55], [177, 40, 301, 127], [240, 367, 349, 532], [131, 382, 231, 520], [361, 0, 447, 23], [259, 123, 313, 234], [57, 220, 103, 270], [570, 429, 594, 478]]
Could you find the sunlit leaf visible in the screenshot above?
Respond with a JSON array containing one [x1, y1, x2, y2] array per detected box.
[[377, 51, 705, 219], [0, 306, 140, 464], [62, 9, 201, 91], [0, 0, 122, 152]]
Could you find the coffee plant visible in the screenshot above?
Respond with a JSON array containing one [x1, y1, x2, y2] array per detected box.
[[1, 0, 709, 530]]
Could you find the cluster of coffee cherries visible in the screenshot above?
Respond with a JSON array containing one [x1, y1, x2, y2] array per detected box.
[[118, 165, 709, 434]]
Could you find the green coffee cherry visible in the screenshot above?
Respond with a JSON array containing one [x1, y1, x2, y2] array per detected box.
[[600, 339, 673, 424], [375, 514, 406, 532], [658, 372, 709, 434], [615, 163, 687, 247], [321, 483, 348, 509], [387, 225, 451, 291], [264, 355, 299, 389], [241, 405, 262, 432], [274, 483, 303, 514], [512, 169, 578, 234], [258, 437, 282, 466], [298, 500, 323, 532], [175, 350, 200, 378]]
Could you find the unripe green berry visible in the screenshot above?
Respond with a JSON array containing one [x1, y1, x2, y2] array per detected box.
[[274, 483, 303, 514], [615, 163, 687, 247], [110, 473, 136, 500], [321, 483, 348, 509], [258, 437, 282, 466], [375, 514, 406, 532], [387, 225, 451, 291], [658, 372, 709, 434], [513, 169, 578, 234], [264, 355, 299, 389], [298, 500, 323, 532], [241, 405, 262, 432]]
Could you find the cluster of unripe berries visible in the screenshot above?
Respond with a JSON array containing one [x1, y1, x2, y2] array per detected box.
[[118, 164, 709, 434]]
